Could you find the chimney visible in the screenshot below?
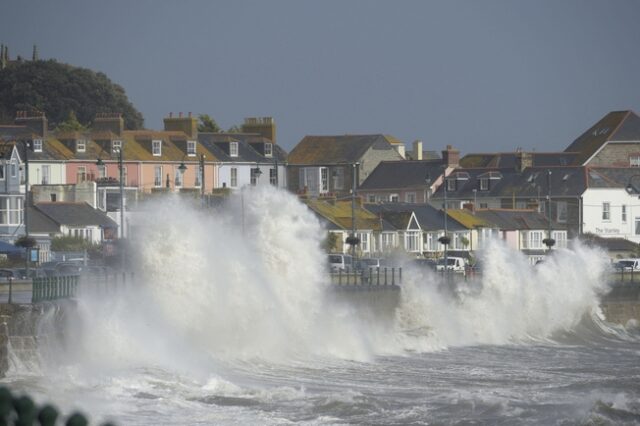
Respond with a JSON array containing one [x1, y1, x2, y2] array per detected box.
[[442, 145, 460, 168], [463, 202, 475, 214], [163, 112, 198, 138], [93, 113, 124, 136], [15, 110, 48, 138], [242, 117, 276, 144], [515, 149, 532, 172], [413, 140, 423, 160]]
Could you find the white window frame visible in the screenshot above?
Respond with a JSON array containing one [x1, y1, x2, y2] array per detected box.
[[152, 140, 162, 156], [269, 168, 277, 185], [447, 179, 456, 192], [76, 139, 86, 153], [187, 140, 196, 157], [552, 231, 567, 248], [357, 232, 370, 253], [320, 167, 329, 193], [405, 231, 421, 252], [556, 201, 568, 223], [10, 160, 17, 178], [112, 140, 122, 153], [635, 217, 640, 235], [41, 165, 50, 185], [631, 156, 640, 167], [174, 166, 184, 188], [33, 139, 43, 152], [405, 192, 416, 203], [230, 142, 238, 157], [602, 202, 610, 221], [622, 205, 628, 223], [367, 194, 376, 203], [154, 166, 163, 187], [98, 164, 107, 179], [479, 178, 489, 191], [230, 167, 238, 187], [264, 143, 272, 157], [390, 193, 399, 203], [332, 167, 344, 190]]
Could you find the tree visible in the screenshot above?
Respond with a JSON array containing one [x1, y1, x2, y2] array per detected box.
[[0, 59, 144, 129], [227, 124, 242, 133], [51, 235, 95, 252], [197, 114, 221, 133], [55, 111, 86, 132]]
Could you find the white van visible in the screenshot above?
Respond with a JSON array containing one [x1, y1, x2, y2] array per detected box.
[[435, 256, 467, 275], [328, 254, 353, 272], [614, 258, 640, 271]]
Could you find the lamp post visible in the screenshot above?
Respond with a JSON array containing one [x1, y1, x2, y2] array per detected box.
[[22, 140, 32, 276], [542, 169, 555, 250], [346, 163, 360, 260], [97, 147, 125, 270], [438, 175, 451, 278], [200, 154, 205, 201]]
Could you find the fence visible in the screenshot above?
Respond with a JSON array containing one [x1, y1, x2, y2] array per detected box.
[[331, 267, 402, 288], [31, 276, 79, 303]]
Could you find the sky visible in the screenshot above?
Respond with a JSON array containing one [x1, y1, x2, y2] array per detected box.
[[1, 0, 640, 155]]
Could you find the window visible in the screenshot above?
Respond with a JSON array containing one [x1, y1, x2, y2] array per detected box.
[[332, 167, 345, 190], [250, 168, 260, 186], [636, 217, 640, 235], [230, 168, 238, 187], [264, 143, 272, 157], [174, 166, 184, 187], [602, 202, 610, 221], [480, 203, 488, 209], [320, 167, 328, 193], [33, 139, 43, 152], [112, 140, 122, 153], [230, 142, 238, 157], [479, 178, 489, 191], [154, 166, 163, 187], [0, 165, 4, 180], [381, 233, 395, 251], [357, 232, 369, 252], [98, 165, 107, 179], [552, 231, 567, 248], [10, 160, 17, 178], [523, 231, 544, 249], [405, 192, 416, 203], [556, 201, 568, 223], [0, 197, 22, 225], [390, 194, 399, 203], [41, 165, 50, 184], [446, 179, 455, 192], [152, 140, 162, 156], [405, 231, 421, 252], [187, 140, 196, 156], [50, 194, 56, 202], [77, 166, 87, 183], [270, 168, 277, 185], [76, 140, 86, 153], [367, 194, 376, 203], [195, 167, 202, 187], [622, 205, 628, 223], [631, 156, 640, 167]]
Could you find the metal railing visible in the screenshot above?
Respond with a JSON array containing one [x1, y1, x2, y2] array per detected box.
[[331, 267, 401, 288], [32, 276, 79, 303]]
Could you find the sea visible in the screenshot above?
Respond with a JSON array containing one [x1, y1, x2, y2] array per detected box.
[[2, 187, 639, 425]]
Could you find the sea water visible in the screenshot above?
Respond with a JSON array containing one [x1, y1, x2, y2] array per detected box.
[[2, 186, 639, 425]]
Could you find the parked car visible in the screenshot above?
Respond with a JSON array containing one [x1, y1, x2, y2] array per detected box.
[[613, 258, 640, 272], [436, 257, 468, 275], [328, 254, 353, 272], [354, 258, 386, 271], [0, 269, 17, 281]]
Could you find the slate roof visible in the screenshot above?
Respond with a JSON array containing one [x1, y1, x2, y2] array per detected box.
[[359, 160, 446, 190], [581, 235, 639, 251], [460, 152, 580, 168], [564, 110, 640, 165], [288, 134, 400, 165], [33, 202, 117, 227], [198, 133, 285, 164], [365, 203, 467, 232], [474, 209, 565, 230], [27, 206, 60, 234], [432, 166, 588, 199], [586, 167, 640, 189]]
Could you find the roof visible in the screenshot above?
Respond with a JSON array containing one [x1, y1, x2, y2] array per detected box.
[[581, 234, 640, 252], [564, 110, 640, 165], [446, 209, 492, 229], [304, 199, 383, 231], [365, 202, 467, 232], [197, 133, 284, 164], [26, 206, 60, 233], [586, 167, 640, 189], [474, 209, 565, 230], [33, 202, 117, 227], [460, 152, 580, 168], [288, 134, 401, 165], [359, 160, 446, 190]]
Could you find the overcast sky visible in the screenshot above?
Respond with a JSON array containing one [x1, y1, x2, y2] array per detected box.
[[2, 0, 639, 155]]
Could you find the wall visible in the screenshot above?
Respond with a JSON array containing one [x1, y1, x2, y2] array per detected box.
[[587, 143, 640, 167], [582, 188, 640, 243]]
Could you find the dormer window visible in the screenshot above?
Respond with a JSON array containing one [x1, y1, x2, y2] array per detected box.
[[230, 142, 238, 157], [479, 178, 489, 191], [76, 139, 86, 153], [264, 143, 273, 157], [446, 178, 456, 192], [152, 140, 162, 156], [32, 139, 43, 153], [187, 140, 196, 156], [112, 140, 122, 153]]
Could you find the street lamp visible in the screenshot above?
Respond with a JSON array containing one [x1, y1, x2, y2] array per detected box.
[[625, 175, 640, 196], [251, 167, 262, 185], [542, 169, 555, 249], [346, 163, 360, 259], [438, 175, 451, 277], [97, 147, 125, 271]]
